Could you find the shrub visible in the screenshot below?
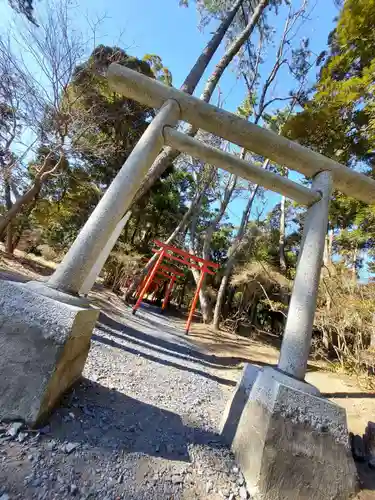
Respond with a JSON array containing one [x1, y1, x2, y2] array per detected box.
[[36, 244, 58, 262]]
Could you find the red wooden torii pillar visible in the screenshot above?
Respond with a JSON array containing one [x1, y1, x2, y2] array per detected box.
[[132, 240, 219, 334], [134, 260, 184, 309]]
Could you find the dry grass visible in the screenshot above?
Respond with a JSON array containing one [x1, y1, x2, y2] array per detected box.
[[231, 260, 290, 289]]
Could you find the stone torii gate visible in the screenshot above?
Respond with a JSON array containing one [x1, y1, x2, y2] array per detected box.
[[1, 63, 375, 498]]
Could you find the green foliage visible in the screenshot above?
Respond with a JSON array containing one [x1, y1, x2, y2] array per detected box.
[[284, 0, 375, 277], [286, 0, 375, 167], [103, 243, 144, 291], [32, 168, 101, 249], [11, 45, 162, 252], [211, 224, 234, 263], [237, 93, 256, 120], [66, 45, 155, 188], [262, 106, 293, 135], [143, 54, 173, 86]]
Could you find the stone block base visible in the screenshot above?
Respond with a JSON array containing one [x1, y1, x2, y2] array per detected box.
[[0, 280, 99, 426], [222, 365, 358, 500], [220, 363, 260, 445]]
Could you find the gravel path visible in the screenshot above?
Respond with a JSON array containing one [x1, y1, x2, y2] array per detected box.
[[0, 304, 247, 500]]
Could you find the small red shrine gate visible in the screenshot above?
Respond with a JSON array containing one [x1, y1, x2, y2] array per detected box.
[[132, 240, 219, 333]]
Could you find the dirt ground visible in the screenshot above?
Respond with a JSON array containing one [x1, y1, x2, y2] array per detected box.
[[1, 250, 375, 498], [187, 324, 375, 436]]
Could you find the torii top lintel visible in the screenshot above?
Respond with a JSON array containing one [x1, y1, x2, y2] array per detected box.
[[108, 63, 375, 205], [153, 240, 219, 275]]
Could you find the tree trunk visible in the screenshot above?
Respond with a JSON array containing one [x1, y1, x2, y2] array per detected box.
[[125, 196, 205, 299], [5, 225, 13, 254], [127, 167, 216, 300], [213, 262, 233, 329], [4, 180, 13, 253], [181, 0, 245, 94], [328, 227, 333, 260], [200, 0, 270, 103], [189, 174, 237, 323], [224, 286, 235, 316], [0, 153, 63, 239], [352, 244, 358, 280], [249, 300, 257, 327], [130, 215, 140, 244], [191, 266, 213, 323], [323, 234, 330, 267], [11, 198, 38, 252], [130, 0, 269, 210], [371, 314, 375, 349], [279, 194, 287, 273], [0, 182, 40, 239], [188, 195, 214, 323], [212, 182, 259, 329], [322, 329, 330, 351], [129, 0, 245, 207], [202, 174, 237, 260], [323, 226, 333, 267], [164, 200, 201, 246], [178, 278, 187, 308], [182, 0, 269, 140]]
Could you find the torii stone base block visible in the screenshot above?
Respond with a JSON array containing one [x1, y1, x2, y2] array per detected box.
[[221, 365, 358, 500], [0, 280, 99, 426]]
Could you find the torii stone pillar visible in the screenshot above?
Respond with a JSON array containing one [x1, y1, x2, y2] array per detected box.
[[79, 212, 131, 296], [47, 100, 180, 294], [221, 171, 357, 499], [277, 171, 333, 379], [0, 100, 180, 426]]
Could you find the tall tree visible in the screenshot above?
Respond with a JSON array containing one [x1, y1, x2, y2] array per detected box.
[[212, 0, 313, 328], [0, 3, 157, 247], [128, 0, 273, 208], [0, 0, 83, 240], [285, 0, 375, 278], [26, 44, 158, 250], [189, 163, 238, 322]]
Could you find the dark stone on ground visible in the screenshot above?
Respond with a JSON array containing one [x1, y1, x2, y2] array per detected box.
[[351, 433, 367, 462]]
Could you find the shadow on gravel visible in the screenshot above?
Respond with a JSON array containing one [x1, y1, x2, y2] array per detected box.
[[46, 378, 225, 463], [93, 330, 237, 387], [97, 311, 264, 370], [0, 268, 30, 283]]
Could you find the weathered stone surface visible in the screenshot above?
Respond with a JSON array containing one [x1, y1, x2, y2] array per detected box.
[[221, 364, 320, 446], [220, 364, 260, 445], [24, 281, 90, 308], [7, 422, 23, 437], [229, 367, 358, 500], [0, 280, 99, 426]]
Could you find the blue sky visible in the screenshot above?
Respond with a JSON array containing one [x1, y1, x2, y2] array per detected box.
[[0, 0, 341, 233], [0, 0, 338, 214], [67, 0, 337, 224], [69, 0, 338, 108], [0, 0, 337, 115], [4, 0, 370, 277]]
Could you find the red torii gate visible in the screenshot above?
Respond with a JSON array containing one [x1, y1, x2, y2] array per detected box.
[[132, 240, 219, 333], [135, 259, 185, 311]]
